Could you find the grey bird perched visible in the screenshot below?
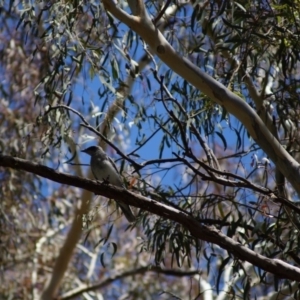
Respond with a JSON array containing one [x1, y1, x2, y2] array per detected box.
[[81, 146, 135, 223]]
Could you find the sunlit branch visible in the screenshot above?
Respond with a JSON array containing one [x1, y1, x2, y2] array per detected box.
[[60, 266, 199, 299], [101, 0, 300, 195]]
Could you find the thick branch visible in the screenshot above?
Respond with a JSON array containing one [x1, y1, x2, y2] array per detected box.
[[1, 154, 300, 281], [101, 0, 300, 194]]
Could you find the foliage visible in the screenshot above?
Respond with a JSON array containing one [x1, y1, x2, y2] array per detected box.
[[1, 0, 300, 299]]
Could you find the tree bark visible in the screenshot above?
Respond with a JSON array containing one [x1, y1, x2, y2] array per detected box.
[[1, 154, 300, 282], [101, 0, 300, 194]]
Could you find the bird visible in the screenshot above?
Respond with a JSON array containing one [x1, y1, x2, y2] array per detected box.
[[81, 146, 135, 223]]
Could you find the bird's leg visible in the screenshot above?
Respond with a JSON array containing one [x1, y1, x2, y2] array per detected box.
[[101, 175, 111, 185], [94, 177, 110, 195]]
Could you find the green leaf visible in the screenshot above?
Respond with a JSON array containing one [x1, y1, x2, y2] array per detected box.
[[217, 256, 231, 293], [234, 128, 242, 150], [111, 58, 119, 80], [215, 131, 227, 151], [100, 252, 106, 268], [110, 242, 117, 257], [104, 224, 114, 244]]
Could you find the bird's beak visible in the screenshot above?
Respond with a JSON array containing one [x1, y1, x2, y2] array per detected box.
[[81, 149, 88, 153]]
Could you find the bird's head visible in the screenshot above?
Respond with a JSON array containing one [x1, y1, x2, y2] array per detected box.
[[81, 146, 101, 156]]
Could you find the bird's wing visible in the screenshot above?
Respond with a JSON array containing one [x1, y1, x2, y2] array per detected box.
[[91, 167, 99, 180], [107, 155, 120, 175]]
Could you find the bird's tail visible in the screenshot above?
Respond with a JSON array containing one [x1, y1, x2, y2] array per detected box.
[[117, 202, 136, 223]]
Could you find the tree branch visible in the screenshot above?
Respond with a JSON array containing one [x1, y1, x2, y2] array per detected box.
[[1, 154, 300, 281], [101, 0, 300, 195], [153, 0, 172, 24], [59, 266, 199, 299]]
